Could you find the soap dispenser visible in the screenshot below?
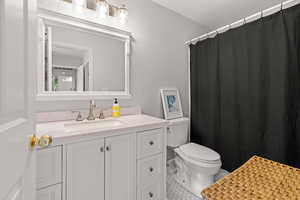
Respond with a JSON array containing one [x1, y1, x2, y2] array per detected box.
[[112, 98, 121, 117]]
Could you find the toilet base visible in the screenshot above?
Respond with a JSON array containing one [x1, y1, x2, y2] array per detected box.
[[174, 157, 221, 198], [168, 159, 229, 199], [174, 171, 214, 198], [175, 157, 214, 197], [190, 174, 214, 197], [167, 160, 203, 200]]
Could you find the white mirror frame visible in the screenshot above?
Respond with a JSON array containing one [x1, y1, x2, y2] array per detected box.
[[36, 11, 132, 101]]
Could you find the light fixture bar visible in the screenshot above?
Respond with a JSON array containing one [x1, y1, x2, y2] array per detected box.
[[71, 0, 129, 24]]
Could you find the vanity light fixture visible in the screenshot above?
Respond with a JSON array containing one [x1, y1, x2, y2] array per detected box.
[[72, 0, 87, 8], [96, 0, 109, 18], [118, 5, 128, 24], [95, 0, 128, 24]]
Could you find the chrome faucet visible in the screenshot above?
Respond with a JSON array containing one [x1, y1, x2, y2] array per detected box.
[[87, 100, 96, 120]]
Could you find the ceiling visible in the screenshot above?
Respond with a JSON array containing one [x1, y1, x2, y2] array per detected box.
[[152, 0, 284, 30], [53, 46, 86, 61]]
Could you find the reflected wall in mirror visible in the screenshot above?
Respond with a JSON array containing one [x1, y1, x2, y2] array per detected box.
[[47, 43, 91, 92], [37, 12, 131, 100]]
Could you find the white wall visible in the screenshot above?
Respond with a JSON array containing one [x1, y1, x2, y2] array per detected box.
[[36, 0, 208, 118]]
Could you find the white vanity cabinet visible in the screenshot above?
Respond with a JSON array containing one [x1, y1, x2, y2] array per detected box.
[[137, 129, 165, 200], [66, 133, 136, 200], [66, 139, 106, 200], [35, 115, 167, 200], [104, 134, 137, 200], [37, 146, 62, 189], [36, 146, 63, 200]]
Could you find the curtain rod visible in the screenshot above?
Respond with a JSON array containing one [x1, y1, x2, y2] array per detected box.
[[185, 0, 299, 45]]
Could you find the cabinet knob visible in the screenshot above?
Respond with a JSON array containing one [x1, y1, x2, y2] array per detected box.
[[149, 141, 154, 146], [149, 167, 154, 172], [106, 145, 111, 151], [100, 147, 104, 152], [149, 192, 154, 198]]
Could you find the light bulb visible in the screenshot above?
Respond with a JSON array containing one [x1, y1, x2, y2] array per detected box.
[[96, 0, 109, 18], [72, 0, 87, 8], [118, 5, 128, 24]]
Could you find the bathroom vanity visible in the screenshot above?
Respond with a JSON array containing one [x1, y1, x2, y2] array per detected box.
[[35, 2, 168, 200], [35, 114, 168, 200]]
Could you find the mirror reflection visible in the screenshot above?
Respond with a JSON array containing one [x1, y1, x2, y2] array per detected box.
[[43, 21, 127, 93], [49, 44, 90, 91]]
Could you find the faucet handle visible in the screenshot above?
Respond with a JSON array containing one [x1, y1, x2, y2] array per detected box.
[[99, 110, 105, 119], [72, 111, 84, 121]]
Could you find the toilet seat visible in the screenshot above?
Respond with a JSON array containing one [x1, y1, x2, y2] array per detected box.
[[176, 143, 221, 166]]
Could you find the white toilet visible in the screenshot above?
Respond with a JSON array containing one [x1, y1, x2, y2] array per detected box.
[[167, 117, 222, 196]]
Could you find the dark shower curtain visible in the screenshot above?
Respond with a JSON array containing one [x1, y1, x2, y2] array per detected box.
[[190, 5, 300, 171]]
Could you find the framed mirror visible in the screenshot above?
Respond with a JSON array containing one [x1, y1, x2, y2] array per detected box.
[[37, 12, 131, 100]]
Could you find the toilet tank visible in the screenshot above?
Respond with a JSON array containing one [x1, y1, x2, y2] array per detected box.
[[167, 117, 189, 147]]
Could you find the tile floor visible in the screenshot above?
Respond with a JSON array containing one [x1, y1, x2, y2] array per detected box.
[[166, 160, 202, 200], [166, 159, 229, 200]]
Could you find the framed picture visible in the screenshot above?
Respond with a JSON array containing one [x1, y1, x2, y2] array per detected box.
[[160, 88, 183, 120]]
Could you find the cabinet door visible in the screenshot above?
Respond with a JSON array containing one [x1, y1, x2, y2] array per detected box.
[[37, 146, 62, 189], [37, 184, 62, 200], [66, 139, 105, 200], [105, 134, 137, 200]]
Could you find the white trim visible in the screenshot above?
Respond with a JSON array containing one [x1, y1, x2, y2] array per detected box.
[[185, 0, 300, 45], [36, 92, 132, 101], [0, 118, 27, 133], [38, 11, 131, 40], [37, 12, 132, 101], [37, 18, 46, 94], [47, 26, 53, 91], [124, 38, 131, 94], [77, 64, 84, 91], [53, 65, 80, 70]]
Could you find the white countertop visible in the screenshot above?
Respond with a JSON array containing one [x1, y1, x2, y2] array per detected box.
[[36, 114, 168, 145]]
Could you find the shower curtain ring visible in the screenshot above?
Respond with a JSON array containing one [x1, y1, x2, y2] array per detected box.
[[281, 3, 283, 11], [243, 18, 246, 25]]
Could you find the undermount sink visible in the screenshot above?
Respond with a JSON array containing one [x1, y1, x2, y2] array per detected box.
[[64, 119, 124, 132]]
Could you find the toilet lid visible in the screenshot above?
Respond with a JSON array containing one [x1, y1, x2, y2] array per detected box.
[[178, 143, 220, 164]]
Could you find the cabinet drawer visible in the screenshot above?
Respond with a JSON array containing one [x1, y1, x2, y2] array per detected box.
[[138, 181, 163, 200], [137, 128, 164, 158], [37, 184, 62, 200], [138, 154, 163, 187], [37, 146, 62, 189]]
